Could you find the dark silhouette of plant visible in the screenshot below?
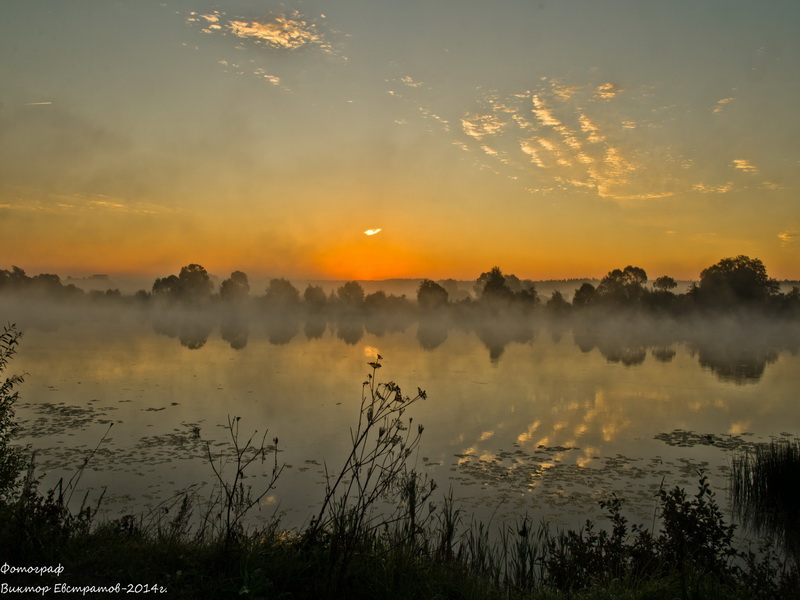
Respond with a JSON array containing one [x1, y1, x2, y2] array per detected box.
[[477, 266, 514, 302], [542, 475, 787, 593], [152, 264, 214, 305], [306, 357, 430, 586], [596, 265, 648, 305], [0, 324, 24, 500], [264, 278, 300, 308], [545, 290, 571, 315], [571, 282, 597, 307], [732, 438, 800, 564], [335, 281, 365, 310], [416, 279, 448, 310], [303, 284, 327, 310], [203, 416, 283, 548], [697, 255, 779, 307], [219, 270, 250, 303], [653, 275, 678, 292]]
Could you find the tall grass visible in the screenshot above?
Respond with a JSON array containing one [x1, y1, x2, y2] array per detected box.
[[1, 344, 799, 597], [731, 437, 800, 563]]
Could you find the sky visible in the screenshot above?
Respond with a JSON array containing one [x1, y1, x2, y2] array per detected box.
[[1, 0, 799, 282]]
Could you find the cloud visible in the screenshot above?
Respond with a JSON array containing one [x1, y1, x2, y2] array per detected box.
[[400, 75, 423, 88], [393, 71, 771, 205], [188, 10, 340, 56], [733, 159, 758, 174], [713, 97, 734, 114], [0, 189, 173, 216], [692, 182, 733, 194], [461, 113, 505, 140], [594, 82, 623, 101], [778, 231, 797, 246], [458, 82, 653, 200]]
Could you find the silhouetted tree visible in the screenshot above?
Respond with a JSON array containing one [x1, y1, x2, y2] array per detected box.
[[152, 264, 213, 304], [0, 266, 29, 292], [178, 264, 213, 303], [220, 271, 250, 303], [152, 274, 181, 298], [572, 282, 597, 307], [517, 283, 540, 306], [303, 284, 327, 310], [546, 290, 571, 316], [264, 278, 300, 308], [335, 281, 365, 310], [417, 279, 448, 310], [479, 267, 513, 301], [438, 279, 469, 302], [653, 276, 678, 292], [697, 255, 779, 307], [597, 265, 648, 305]]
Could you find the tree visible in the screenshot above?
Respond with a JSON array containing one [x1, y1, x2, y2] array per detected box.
[[152, 274, 181, 298], [698, 255, 779, 306], [303, 284, 328, 309], [0, 266, 29, 292], [152, 264, 213, 304], [597, 265, 648, 304], [364, 290, 388, 313], [572, 282, 597, 307], [178, 264, 214, 302], [476, 267, 513, 301], [220, 271, 250, 303], [265, 278, 300, 307], [546, 290, 571, 315], [417, 279, 448, 310], [653, 276, 677, 292], [336, 281, 365, 308]]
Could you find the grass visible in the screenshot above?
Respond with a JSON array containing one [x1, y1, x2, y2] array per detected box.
[[1, 325, 799, 598], [731, 437, 800, 564]]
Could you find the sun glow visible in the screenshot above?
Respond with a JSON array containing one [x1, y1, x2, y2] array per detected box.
[[363, 228, 382, 236]]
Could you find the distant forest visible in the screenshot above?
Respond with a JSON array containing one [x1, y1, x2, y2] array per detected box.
[[1, 255, 798, 317]]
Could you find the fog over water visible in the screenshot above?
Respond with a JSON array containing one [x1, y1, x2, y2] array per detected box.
[[3, 289, 799, 535]]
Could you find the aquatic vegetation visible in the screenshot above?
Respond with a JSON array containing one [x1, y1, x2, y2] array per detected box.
[[0, 324, 24, 500], [731, 437, 800, 563], [1, 348, 799, 597]]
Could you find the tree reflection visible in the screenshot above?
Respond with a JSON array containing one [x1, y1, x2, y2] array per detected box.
[[265, 314, 299, 345], [417, 316, 448, 350], [304, 316, 327, 340], [220, 314, 249, 350], [336, 317, 364, 345], [690, 341, 778, 384]]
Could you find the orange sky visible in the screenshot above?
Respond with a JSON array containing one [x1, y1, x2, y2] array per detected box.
[[1, 1, 798, 282]]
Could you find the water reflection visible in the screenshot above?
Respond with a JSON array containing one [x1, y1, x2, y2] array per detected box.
[[4, 296, 799, 384], [220, 314, 249, 349], [7, 302, 800, 531]]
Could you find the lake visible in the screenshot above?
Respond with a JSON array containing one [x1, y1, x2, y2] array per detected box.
[[6, 298, 800, 537]]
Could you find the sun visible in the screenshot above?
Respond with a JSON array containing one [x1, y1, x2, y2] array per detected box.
[[363, 228, 382, 236]]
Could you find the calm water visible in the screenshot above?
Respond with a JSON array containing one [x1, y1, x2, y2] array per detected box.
[[7, 301, 800, 534]]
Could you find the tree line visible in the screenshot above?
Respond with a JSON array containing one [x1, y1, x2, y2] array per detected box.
[[1, 255, 798, 316]]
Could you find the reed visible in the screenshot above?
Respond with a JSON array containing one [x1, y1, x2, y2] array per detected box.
[[731, 437, 800, 563]]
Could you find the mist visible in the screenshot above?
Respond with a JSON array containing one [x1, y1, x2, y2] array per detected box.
[[2, 256, 799, 384]]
